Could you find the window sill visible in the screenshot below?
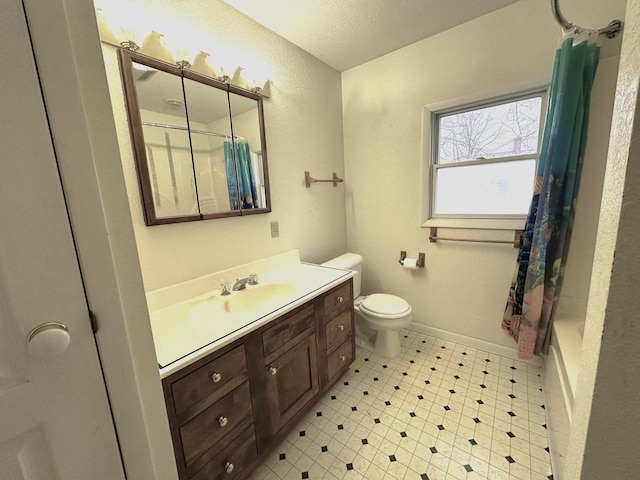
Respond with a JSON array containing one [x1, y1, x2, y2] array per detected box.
[[422, 218, 525, 230]]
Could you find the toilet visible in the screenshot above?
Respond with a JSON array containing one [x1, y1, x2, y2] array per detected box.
[[321, 253, 412, 358]]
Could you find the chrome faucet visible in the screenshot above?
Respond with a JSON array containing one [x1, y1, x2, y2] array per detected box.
[[232, 273, 258, 291], [219, 280, 231, 296]]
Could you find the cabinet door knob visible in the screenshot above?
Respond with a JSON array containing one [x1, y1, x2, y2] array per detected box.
[[218, 416, 228, 427], [338, 324, 345, 331], [337, 296, 344, 303], [26, 322, 70, 358], [224, 462, 234, 473], [211, 372, 222, 383], [268, 366, 278, 375], [339, 355, 346, 362]]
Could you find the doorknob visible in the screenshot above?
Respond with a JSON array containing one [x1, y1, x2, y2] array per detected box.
[[27, 322, 71, 358]]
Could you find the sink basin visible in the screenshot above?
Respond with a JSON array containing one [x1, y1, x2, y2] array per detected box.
[[146, 251, 356, 370], [150, 298, 228, 340], [224, 283, 296, 314]]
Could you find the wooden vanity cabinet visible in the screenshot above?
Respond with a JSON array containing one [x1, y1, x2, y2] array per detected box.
[[319, 281, 355, 389], [161, 278, 354, 480], [263, 332, 319, 433], [261, 304, 320, 434]]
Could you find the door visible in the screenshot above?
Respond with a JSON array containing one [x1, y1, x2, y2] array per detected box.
[[264, 334, 319, 434], [0, 1, 126, 478]]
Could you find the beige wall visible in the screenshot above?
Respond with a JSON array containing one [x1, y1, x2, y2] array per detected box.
[[102, 0, 347, 292], [341, 0, 624, 349]]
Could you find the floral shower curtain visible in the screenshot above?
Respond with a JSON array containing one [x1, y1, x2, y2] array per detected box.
[[502, 37, 600, 360]]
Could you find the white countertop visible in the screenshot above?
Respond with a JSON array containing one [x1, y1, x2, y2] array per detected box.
[[147, 252, 354, 378]]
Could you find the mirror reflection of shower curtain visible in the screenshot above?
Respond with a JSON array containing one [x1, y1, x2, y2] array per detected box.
[[250, 151, 266, 208], [224, 141, 240, 209], [224, 139, 258, 209]]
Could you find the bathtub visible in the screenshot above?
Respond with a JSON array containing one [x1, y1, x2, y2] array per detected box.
[[542, 316, 584, 479]]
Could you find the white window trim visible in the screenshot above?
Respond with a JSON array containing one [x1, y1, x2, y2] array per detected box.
[[420, 82, 549, 230]]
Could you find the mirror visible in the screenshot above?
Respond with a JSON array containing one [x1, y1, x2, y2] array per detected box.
[[118, 49, 271, 225]]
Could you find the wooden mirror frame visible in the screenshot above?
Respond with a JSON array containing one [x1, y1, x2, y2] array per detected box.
[[118, 49, 271, 226]]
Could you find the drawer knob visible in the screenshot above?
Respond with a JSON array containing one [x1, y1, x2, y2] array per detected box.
[[211, 372, 222, 383], [337, 296, 344, 303], [224, 462, 235, 473], [338, 324, 345, 331], [218, 416, 228, 427], [339, 355, 346, 362], [268, 366, 278, 376]]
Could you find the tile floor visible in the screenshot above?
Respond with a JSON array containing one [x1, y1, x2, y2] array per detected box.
[[251, 330, 553, 480]]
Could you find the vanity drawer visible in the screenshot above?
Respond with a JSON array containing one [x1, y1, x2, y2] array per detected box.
[[325, 310, 352, 353], [262, 304, 315, 356], [180, 381, 253, 468], [327, 338, 353, 384], [323, 282, 352, 317], [171, 345, 248, 416], [190, 425, 258, 480]]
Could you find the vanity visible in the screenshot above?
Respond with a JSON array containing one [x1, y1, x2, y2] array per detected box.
[[148, 252, 355, 479]]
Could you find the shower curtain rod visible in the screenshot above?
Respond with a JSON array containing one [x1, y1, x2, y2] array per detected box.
[[142, 121, 238, 140], [550, 0, 622, 38]]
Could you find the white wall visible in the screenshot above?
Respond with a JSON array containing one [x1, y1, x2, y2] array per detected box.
[[101, 0, 347, 292], [341, 0, 624, 350]]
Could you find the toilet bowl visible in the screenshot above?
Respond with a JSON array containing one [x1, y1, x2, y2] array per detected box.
[[321, 253, 413, 358]]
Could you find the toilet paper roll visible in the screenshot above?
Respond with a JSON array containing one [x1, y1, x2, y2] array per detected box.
[[402, 257, 419, 270]]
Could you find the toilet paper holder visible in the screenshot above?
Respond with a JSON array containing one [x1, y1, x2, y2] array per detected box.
[[399, 251, 425, 268]]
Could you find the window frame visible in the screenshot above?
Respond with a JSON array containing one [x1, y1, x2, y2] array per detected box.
[[422, 86, 549, 230]]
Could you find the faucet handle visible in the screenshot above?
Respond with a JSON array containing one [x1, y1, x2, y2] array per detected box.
[[248, 273, 259, 285], [220, 280, 231, 296]]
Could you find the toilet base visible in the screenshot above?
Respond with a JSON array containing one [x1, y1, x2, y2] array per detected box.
[[373, 330, 402, 358], [354, 310, 408, 359], [354, 335, 374, 351]]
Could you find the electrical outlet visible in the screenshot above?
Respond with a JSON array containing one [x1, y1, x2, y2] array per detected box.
[[270, 221, 279, 238]]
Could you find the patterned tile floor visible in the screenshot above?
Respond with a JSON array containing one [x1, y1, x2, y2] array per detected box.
[[251, 330, 553, 480]]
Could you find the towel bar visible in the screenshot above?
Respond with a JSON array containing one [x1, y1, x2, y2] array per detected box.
[[304, 171, 343, 188], [429, 227, 522, 248]]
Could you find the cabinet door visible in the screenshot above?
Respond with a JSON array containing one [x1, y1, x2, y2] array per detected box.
[[264, 334, 319, 433]]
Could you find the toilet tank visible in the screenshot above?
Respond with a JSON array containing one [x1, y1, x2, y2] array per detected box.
[[321, 253, 363, 298]]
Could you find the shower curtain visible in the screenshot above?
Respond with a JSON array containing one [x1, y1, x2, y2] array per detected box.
[[502, 37, 600, 360], [224, 139, 258, 210]]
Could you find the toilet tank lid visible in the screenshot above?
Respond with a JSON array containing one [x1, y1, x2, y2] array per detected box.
[[321, 253, 363, 269]]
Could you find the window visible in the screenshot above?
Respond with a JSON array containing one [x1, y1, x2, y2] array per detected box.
[[427, 90, 547, 226]]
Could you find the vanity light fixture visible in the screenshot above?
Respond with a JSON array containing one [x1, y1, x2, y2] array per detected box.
[[94, 6, 271, 96], [192, 51, 219, 78], [120, 40, 139, 52], [217, 65, 232, 83], [140, 31, 174, 64], [176, 59, 191, 70], [111, 11, 142, 52], [250, 75, 266, 94], [170, 43, 194, 71]]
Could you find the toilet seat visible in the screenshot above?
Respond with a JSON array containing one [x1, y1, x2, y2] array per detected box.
[[359, 294, 411, 319]]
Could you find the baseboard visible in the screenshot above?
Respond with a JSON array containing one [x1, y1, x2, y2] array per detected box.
[[406, 322, 543, 366]]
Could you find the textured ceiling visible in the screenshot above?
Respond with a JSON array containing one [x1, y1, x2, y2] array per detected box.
[[221, 0, 521, 71]]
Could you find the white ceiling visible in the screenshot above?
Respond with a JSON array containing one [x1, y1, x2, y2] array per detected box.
[[221, 0, 521, 72]]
